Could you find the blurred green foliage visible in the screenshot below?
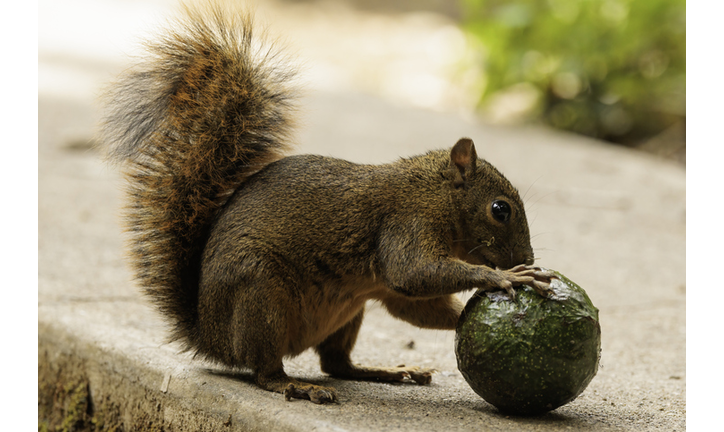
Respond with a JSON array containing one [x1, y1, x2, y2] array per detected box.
[[461, 0, 685, 145]]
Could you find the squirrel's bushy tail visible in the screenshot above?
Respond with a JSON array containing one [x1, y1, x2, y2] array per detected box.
[[101, 2, 296, 348]]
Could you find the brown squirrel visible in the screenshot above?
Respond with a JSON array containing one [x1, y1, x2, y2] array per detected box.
[[101, 2, 555, 404]]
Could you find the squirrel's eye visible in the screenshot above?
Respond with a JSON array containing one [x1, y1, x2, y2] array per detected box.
[[491, 200, 511, 223]]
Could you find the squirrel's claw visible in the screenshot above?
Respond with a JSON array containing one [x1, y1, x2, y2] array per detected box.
[[526, 266, 558, 298], [530, 279, 554, 298]]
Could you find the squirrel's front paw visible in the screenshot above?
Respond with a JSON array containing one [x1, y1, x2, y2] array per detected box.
[[491, 265, 558, 299]]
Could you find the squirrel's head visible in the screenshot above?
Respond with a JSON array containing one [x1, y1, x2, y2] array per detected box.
[[448, 138, 534, 270]]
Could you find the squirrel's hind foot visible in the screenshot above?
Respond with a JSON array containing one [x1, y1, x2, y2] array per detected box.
[[283, 382, 338, 404], [257, 369, 338, 404], [326, 363, 436, 385]]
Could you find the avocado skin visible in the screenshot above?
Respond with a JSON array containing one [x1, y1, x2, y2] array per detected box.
[[455, 271, 601, 416]]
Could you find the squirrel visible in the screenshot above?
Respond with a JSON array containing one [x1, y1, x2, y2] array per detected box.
[[101, 2, 555, 404]]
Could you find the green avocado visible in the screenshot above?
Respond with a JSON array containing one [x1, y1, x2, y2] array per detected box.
[[455, 270, 600, 416]]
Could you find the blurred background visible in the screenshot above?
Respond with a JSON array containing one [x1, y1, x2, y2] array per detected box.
[[272, 0, 686, 163], [39, 0, 686, 163], [457, 0, 685, 161]]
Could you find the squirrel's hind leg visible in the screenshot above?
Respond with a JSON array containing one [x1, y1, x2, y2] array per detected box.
[[223, 270, 340, 404], [316, 307, 435, 385], [381, 294, 464, 330]]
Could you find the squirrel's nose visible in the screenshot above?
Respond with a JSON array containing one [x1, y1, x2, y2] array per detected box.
[[511, 247, 535, 268]]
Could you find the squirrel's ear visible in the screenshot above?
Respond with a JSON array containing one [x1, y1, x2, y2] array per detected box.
[[450, 138, 477, 187]]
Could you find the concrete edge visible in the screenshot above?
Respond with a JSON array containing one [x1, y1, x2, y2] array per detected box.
[[38, 321, 302, 432]]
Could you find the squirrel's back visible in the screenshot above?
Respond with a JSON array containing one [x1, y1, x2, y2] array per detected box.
[[100, 2, 297, 348]]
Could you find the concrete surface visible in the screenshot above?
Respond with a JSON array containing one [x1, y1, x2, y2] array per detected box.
[[38, 0, 686, 430], [39, 90, 686, 431]]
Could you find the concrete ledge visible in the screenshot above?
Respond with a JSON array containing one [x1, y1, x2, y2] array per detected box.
[[38, 321, 303, 432], [39, 92, 685, 431]]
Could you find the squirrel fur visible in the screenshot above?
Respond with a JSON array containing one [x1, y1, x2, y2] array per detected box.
[[102, 2, 555, 404]]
